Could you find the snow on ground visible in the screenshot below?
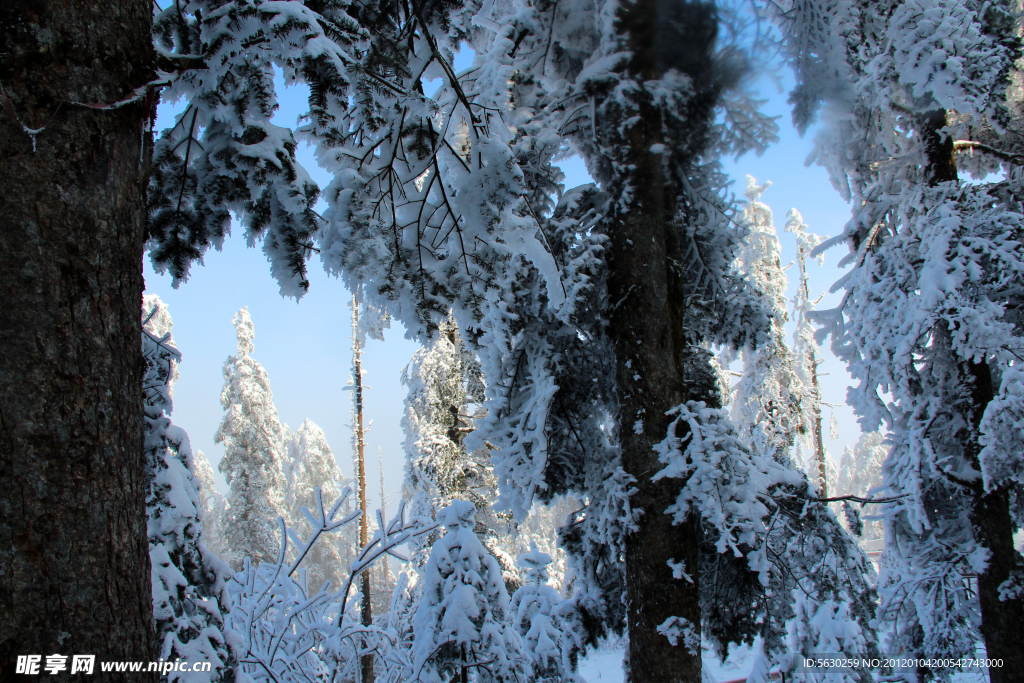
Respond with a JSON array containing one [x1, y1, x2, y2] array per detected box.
[[577, 640, 996, 683], [577, 639, 757, 683]]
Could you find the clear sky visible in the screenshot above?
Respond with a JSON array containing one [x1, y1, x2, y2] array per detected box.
[[144, 59, 867, 518]]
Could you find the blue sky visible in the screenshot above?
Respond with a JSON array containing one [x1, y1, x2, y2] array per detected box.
[[145, 61, 865, 515]]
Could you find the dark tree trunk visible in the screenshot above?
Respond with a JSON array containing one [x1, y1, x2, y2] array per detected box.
[[0, 1, 156, 681], [920, 109, 957, 186], [972, 486, 1022, 683], [919, 111, 1024, 680], [963, 361, 1023, 683], [603, 3, 722, 682], [608, 157, 705, 683]]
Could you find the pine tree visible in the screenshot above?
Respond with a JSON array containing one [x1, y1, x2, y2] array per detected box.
[[410, 501, 525, 683], [834, 431, 887, 544], [765, 0, 1024, 676], [124, 2, 883, 681], [194, 449, 230, 561], [509, 543, 575, 683], [784, 208, 830, 496], [731, 176, 804, 465], [401, 315, 516, 588], [705, 184, 878, 680], [285, 418, 356, 593], [143, 296, 238, 682], [216, 307, 289, 568]]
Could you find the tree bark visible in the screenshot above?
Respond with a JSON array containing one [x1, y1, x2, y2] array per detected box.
[[963, 361, 1023, 683], [0, 1, 156, 681], [351, 296, 374, 683], [608, 157, 705, 683], [603, 3, 722, 682]]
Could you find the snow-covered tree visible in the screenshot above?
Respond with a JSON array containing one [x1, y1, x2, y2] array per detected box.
[[144, 0, 870, 679], [226, 490, 436, 683], [216, 307, 289, 568], [655, 402, 877, 681], [731, 176, 804, 464], [510, 543, 577, 683], [143, 296, 237, 681], [194, 449, 231, 561], [401, 316, 517, 585], [512, 498, 578, 594], [410, 501, 525, 683], [835, 431, 887, 544], [285, 418, 357, 593], [784, 208, 830, 495], [765, 0, 1024, 675]]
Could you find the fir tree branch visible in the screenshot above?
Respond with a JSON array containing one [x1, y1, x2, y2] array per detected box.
[[953, 139, 1024, 165], [804, 493, 907, 505]]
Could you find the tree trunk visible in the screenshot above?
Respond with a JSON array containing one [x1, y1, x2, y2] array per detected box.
[[604, 3, 719, 681], [919, 112, 1024, 680], [972, 486, 1022, 683], [963, 361, 1023, 683], [608, 174, 705, 683], [0, 1, 156, 681], [351, 296, 374, 683]]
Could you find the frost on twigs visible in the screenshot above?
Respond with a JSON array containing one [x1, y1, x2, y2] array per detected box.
[[227, 494, 437, 683]]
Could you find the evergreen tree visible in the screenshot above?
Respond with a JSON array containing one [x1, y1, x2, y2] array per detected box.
[[835, 431, 887, 544], [512, 498, 577, 594], [731, 176, 804, 465], [509, 543, 575, 683], [285, 418, 357, 593], [401, 316, 517, 586], [133, 2, 875, 681], [216, 307, 289, 568], [194, 449, 230, 562], [143, 296, 237, 681], [784, 208, 830, 495], [765, 0, 1024, 675], [410, 501, 525, 683], [707, 183, 878, 680]]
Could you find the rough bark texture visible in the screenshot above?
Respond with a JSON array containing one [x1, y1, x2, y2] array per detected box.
[[608, 160, 704, 683], [602, 3, 722, 682], [0, 1, 156, 681]]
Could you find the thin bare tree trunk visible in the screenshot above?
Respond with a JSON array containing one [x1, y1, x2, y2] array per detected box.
[[351, 295, 374, 683], [0, 1, 157, 680], [796, 247, 828, 497]]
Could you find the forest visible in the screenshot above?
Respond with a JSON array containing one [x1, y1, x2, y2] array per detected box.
[[0, 0, 1022, 682]]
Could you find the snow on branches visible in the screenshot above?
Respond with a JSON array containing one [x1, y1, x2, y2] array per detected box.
[[216, 307, 290, 568], [654, 401, 877, 677], [143, 296, 238, 682], [410, 501, 524, 683], [764, 0, 1024, 671], [731, 177, 804, 465], [227, 491, 437, 683]]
